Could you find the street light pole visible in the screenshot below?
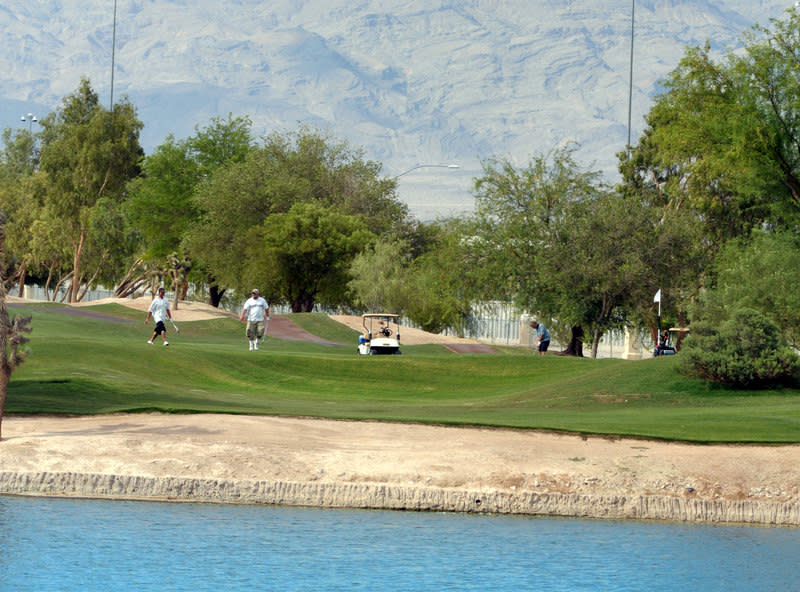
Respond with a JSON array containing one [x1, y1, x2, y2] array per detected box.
[[627, 0, 635, 154], [394, 163, 460, 178], [20, 113, 37, 133], [110, 0, 117, 111]]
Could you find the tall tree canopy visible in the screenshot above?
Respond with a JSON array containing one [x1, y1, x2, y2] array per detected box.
[[37, 78, 143, 302], [1, 127, 38, 180], [620, 8, 800, 244], [185, 127, 410, 310], [619, 8, 800, 346], [246, 202, 374, 312], [124, 114, 253, 303], [694, 230, 800, 349], [469, 145, 700, 356], [469, 145, 602, 354]]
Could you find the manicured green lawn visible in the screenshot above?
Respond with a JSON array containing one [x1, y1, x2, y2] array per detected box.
[[6, 301, 800, 443]]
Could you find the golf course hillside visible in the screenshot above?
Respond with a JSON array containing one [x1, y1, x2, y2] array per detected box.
[[3, 298, 800, 526], [5, 299, 800, 443]]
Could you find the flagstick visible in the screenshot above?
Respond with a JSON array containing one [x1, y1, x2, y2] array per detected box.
[[658, 298, 661, 333], [654, 289, 662, 345]]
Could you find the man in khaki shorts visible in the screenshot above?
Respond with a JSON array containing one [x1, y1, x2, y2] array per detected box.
[[239, 289, 269, 351]]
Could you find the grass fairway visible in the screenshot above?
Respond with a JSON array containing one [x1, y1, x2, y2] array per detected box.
[[6, 301, 800, 443]]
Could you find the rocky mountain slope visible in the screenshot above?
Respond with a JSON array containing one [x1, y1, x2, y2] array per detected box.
[[0, 0, 792, 217]]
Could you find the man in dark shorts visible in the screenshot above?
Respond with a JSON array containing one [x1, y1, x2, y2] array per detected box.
[[530, 320, 550, 355], [145, 287, 172, 346]]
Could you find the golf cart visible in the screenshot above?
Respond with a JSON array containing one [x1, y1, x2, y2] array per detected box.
[[653, 327, 689, 357], [357, 313, 402, 355]]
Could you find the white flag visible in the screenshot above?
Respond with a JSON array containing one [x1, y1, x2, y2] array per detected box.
[[653, 289, 662, 303]]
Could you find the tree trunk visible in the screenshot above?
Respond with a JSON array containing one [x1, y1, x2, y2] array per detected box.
[[53, 272, 73, 302], [209, 284, 225, 308], [15, 259, 27, 297], [650, 325, 659, 349], [114, 258, 146, 298], [291, 293, 315, 313], [675, 311, 689, 351], [561, 325, 584, 357], [69, 230, 87, 303], [591, 328, 603, 359]]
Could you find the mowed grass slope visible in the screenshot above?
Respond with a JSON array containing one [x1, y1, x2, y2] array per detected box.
[[6, 301, 800, 443]]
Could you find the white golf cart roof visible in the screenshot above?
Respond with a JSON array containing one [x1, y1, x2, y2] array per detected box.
[[362, 313, 400, 320]]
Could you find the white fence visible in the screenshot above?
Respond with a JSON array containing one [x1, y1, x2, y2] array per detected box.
[[22, 284, 120, 303]]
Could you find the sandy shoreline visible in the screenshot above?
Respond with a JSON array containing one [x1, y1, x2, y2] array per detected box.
[[1, 413, 799, 525]]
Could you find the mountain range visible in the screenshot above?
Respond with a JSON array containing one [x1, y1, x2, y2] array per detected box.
[[0, 0, 794, 218]]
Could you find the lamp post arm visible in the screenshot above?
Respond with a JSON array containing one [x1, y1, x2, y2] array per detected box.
[[393, 163, 459, 179]]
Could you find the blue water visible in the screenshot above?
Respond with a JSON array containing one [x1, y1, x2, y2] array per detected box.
[[0, 496, 798, 592]]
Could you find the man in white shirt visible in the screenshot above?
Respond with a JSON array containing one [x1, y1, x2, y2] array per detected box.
[[239, 288, 270, 351], [145, 287, 172, 346]]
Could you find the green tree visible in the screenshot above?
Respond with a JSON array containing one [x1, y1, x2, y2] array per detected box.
[[188, 113, 254, 178], [621, 9, 800, 248], [126, 135, 200, 260], [125, 114, 253, 305], [698, 230, 800, 349], [470, 145, 703, 356], [37, 78, 143, 302], [679, 308, 799, 387], [246, 202, 374, 312], [542, 193, 651, 357], [0, 126, 44, 292], [186, 127, 408, 306], [28, 208, 73, 299], [1, 127, 39, 179], [348, 237, 411, 313], [470, 145, 604, 355], [470, 146, 595, 302], [401, 219, 476, 335]]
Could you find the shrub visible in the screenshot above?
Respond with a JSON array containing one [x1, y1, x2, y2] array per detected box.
[[679, 308, 800, 387]]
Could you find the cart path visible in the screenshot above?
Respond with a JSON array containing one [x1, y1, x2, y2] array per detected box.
[[265, 315, 343, 346]]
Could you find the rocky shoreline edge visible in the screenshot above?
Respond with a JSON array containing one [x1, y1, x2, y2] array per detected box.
[[2, 471, 799, 526]]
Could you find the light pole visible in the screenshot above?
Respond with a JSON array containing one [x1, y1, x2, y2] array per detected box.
[[20, 113, 38, 133], [394, 163, 460, 178], [626, 0, 635, 154], [110, 0, 117, 111]]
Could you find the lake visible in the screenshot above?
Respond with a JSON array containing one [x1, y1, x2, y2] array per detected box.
[[1, 495, 797, 591]]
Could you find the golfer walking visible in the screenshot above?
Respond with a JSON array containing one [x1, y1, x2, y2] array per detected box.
[[239, 289, 269, 351], [145, 287, 172, 346]]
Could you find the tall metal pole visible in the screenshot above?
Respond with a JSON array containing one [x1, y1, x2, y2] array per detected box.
[[627, 0, 635, 153], [110, 0, 118, 112]]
